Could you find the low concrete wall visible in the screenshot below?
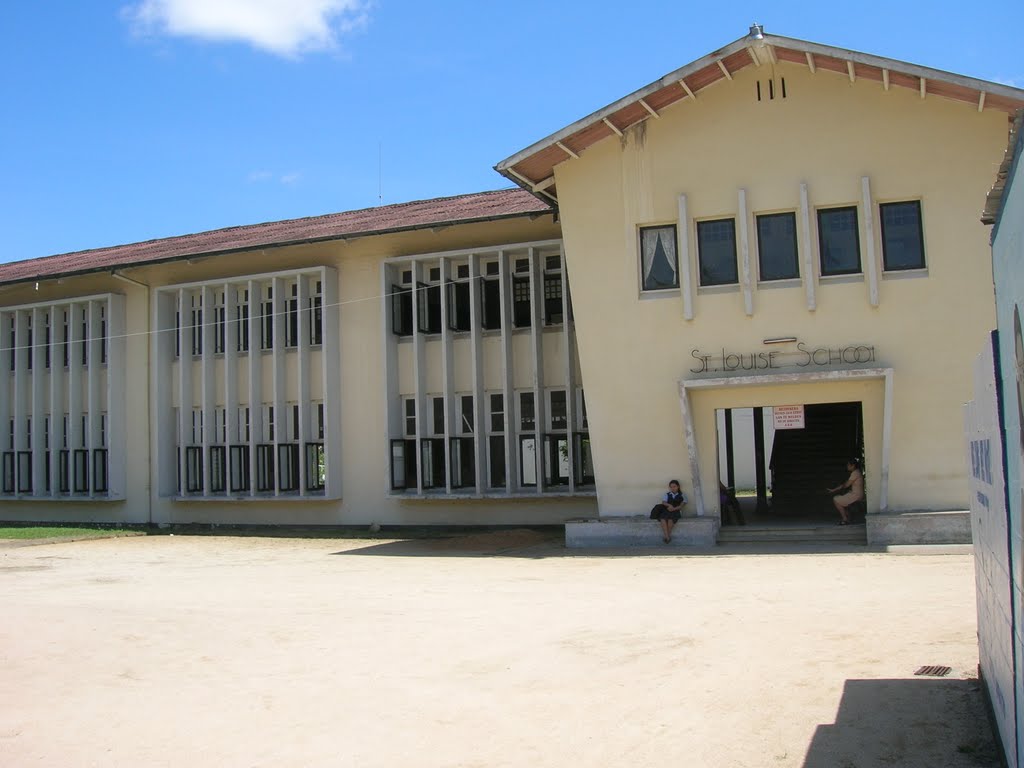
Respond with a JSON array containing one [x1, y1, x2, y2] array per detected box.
[[565, 515, 719, 548], [866, 511, 972, 546]]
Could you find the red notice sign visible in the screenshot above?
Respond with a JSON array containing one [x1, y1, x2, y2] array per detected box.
[[773, 405, 805, 430]]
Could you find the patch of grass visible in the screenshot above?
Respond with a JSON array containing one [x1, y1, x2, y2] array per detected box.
[[0, 525, 136, 540]]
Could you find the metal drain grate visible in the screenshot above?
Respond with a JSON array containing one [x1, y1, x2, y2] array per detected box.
[[914, 665, 952, 677]]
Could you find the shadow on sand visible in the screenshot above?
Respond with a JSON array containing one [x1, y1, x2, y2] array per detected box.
[[802, 677, 1001, 767]]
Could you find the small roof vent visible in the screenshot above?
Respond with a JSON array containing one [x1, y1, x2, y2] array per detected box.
[[749, 23, 765, 40]]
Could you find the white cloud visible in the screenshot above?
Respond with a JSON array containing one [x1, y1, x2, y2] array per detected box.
[[279, 172, 301, 185], [124, 0, 369, 57], [247, 170, 273, 182]]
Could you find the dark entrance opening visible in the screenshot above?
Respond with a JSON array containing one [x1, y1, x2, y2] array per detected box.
[[717, 401, 864, 524]]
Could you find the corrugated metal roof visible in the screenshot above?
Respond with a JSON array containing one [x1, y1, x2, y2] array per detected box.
[[0, 188, 552, 287]]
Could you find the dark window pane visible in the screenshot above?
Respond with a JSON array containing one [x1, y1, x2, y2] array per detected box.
[[756, 213, 799, 281], [432, 397, 445, 435], [391, 286, 412, 336], [305, 443, 326, 491], [390, 439, 417, 490], [488, 435, 506, 488], [519, 392, 534, 431], [512, 276, 531, 328], [575, 433, 595, 485], [417, 283, 441, 334], [489, 394, 504, 433], [817, 207, 861, 276], [481, 279, 501, 330], [640, 225, 679, 291], [460, 396, 474, 433], [230, 445, 250, 492], [420, 438, 446, 489], [880, 201, 925, 271], [544, 274, 563, 325], [550, 391, 567, 431], [449, 437, 475, 489], [447, 281, 471, 331], [697, 219, 738, 286]]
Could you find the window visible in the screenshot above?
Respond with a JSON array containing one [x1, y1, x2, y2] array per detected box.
[[230, 445, 250, 492], [489, 394, 504, 433], [214, 294, 226, 354], [459, 395, 474, 434], [261, 286, 274, 350], [519, 392, 535, 431], [392, 286, 413, 336], [880, 201, 925, 271], [640, 225, 679, 291], [209, 446, 226, 493], [17, 451, 31, 493], [543, 435, 569, 486], [390, 439, 416, 490], [184, 446, 203, 493], [1, 452, 13, 493], [309, 280, 323, 345], [286, 282, 299, 347], [431, 396, 445, 436], [420, 438, 446, 489], [488, 393, 505, 490], [305, 443, 326, 491], [256, 444, 275, 491], [817, 206, 861, 276], [277, 443, 299, 492], [236, 289, 250, 352], [512, 275, 531, 328], [449, 437, 475, 489], [417, 282, 442, 334], [575, 433, 595, 486], [93, 449, 109, 493], [519, 435, 538, 486], [543, 255, 563, 325], [404, 398, 417, 437], [756, 212, 799, 281], [73, 449, 90, 492], [697, 219, 738, 286], [190, 294, 203, 357], [447, 274, 471, 332], [480, 262, 501, 330], [549, 390, 567, 431], [488, 435, 506, 489]]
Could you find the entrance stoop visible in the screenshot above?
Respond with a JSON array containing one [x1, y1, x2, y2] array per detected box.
[[565, 516, 718, 548], [717, 522, 866, 545], [865, 511, 972, 545]]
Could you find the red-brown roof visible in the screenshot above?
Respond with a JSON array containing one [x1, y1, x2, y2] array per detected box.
[[0, 188, 552, 287], [496, 29, 1024, 203]]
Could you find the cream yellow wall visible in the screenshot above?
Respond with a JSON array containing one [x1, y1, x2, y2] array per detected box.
[[1, 213, 599, 525], [554, 60, 1006, 516], [0, 273, 151, 523]]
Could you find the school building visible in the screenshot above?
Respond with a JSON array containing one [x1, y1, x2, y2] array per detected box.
[[2, 27, 1023, 544]]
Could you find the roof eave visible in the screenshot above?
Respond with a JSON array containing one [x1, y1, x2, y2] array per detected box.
[[0, 207, 554, 290]]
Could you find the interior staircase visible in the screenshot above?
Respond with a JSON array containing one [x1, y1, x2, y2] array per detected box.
[[766, 402, 862, 517]]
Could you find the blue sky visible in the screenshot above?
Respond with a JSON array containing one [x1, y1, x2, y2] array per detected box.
[[1, 1, 1022, 263]]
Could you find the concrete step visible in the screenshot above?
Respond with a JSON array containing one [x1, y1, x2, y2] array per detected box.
[[718, 524, 866, 544]]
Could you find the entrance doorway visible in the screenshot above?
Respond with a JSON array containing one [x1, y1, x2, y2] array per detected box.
[[716, 402, 864, 524]]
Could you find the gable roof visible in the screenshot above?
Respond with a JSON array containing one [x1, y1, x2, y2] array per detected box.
[[982, 108, 1024, 230], [0, 188, 551, 288], [495, 27, 1024, 204]]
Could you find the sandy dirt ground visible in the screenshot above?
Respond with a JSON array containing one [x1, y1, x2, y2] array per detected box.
[[0, 531, 1001, 768]]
